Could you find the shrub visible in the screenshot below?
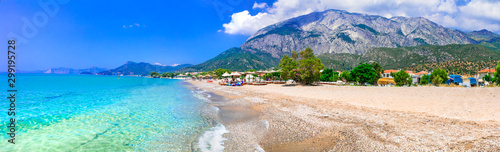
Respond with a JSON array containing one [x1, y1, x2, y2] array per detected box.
[[350, 63, 378, 85], [420, 74, 430, 85], [320, 69, 334, 82], [432, 76, 443, 86], [484, 74, 492, 83], [393, 70, 411, 86], [297, 47, 325, 85], [430, 68, 447, 85], [494, 62, 500, 85], [340, 71, 351, 82], [279, 55, 297, 81]]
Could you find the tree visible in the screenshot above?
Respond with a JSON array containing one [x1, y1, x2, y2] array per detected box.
[[420, 74, 430, 85], [432, 76, 443, 86], [291, 51, 299, 60], [279, 55, 297, 81], [340, 71, 351, 82], [350, 63, 377, 85], [320, 69, 334, 82], [371, 62, 384, 84], [430, 68, 447, 85], [494, 62, 500, 85], [484, 74, 492, 83], [297, 47, 324, 85], [150, 71, 160, 77], [393, 70, 411, 86], [161, 72, 168, 77], [333, 71, 340, 82], [214, 69, 231, 79]]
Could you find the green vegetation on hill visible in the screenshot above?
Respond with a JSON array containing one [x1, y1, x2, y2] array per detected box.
[[319, 44, 500, 74], [478, 39, 500, 54], [177, 47, 280, 72], [406, 60, 498, 75]]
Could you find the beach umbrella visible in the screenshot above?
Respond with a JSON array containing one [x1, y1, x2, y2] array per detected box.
[[230, 71, 241, 76], [222, 72, 230, 77]]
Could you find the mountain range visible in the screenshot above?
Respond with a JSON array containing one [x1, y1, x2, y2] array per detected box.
[[179, 9, 500, 73], [98, 61, 192, 76], [21, 67, 108, 74]]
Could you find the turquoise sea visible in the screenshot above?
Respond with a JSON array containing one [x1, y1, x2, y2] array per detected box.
[[0, 74, 221, 151]]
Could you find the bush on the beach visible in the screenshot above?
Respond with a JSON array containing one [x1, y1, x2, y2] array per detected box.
[[372, 62, 384, 84], [483, 74, 492, 83], [279, 55, 297, 81], [430, 68, 447, 85], [420, 74, 430, 85], [320, 69, 334, 82], [432, 76, 443, 86], [333, 71, 340, 82], [393, 70, 412, 86], [350, 63, 377, 85], [297, 47, 324, 85], [340, 70, 351, 82], [494, 62, 500, 85]]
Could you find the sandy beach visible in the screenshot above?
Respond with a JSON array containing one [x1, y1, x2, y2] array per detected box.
[[188, 80, 500, 151]]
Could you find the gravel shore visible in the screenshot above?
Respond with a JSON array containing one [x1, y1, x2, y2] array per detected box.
[[188, 81, 500, 151]]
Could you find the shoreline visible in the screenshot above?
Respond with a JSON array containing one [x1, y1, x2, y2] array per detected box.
[[187, 80, 500, 151]]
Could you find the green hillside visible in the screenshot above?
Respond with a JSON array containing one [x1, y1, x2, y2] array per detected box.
[[319, 44, 500, 74], [177, 47, 280, 72]]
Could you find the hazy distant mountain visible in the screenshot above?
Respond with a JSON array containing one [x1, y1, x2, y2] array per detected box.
[[99, 61, 192, 76], [182, 9, 499, 72], [38, 67, 107, 74]]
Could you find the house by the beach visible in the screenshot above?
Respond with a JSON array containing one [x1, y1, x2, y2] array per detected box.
[[477, 68, 496, 79], [412, 71, 429, 84], [382, 70, 414, 78], [382, 70, 399, 78]]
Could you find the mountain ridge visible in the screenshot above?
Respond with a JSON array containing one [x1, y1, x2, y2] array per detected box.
[[99, 61, 192, 76]]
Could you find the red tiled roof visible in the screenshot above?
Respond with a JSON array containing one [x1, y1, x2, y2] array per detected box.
[[415, 71, 429, 75], [478, 69, 497, 73], [384, 70, 399, 73], [384, 70, 413, 74]]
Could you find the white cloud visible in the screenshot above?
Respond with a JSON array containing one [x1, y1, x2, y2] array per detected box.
[[154, 62, 166, 66], [252, 2, 268, 9], [223, 0, 500, 35], [123, 23, 144, 29]]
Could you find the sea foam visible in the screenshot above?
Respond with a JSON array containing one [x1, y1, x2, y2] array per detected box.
[[198, 124, 229, 152]]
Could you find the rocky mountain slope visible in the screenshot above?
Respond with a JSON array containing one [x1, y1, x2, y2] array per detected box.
[[99, 61, 192, 76], [242, 9, 476, 57]]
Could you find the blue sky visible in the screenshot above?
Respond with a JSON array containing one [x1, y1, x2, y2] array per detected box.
[[1, 0, 499, 71], [0, 0, 274, 71]]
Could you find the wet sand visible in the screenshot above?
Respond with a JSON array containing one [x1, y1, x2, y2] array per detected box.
[[188, 81, 500, 151]]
